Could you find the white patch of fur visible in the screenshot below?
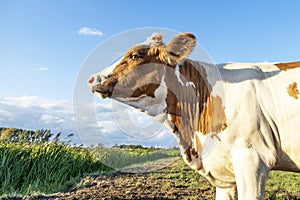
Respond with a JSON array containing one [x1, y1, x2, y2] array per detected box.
[[200, 62, 220, 86], [87, 73, 101, 92], [154, 113, 167, 123], [167, 57, 173, 65], [115, 94, 147, 103], [186, 81, 195, 88], [154, 75, 167, 108], [94, 91, 105, 99], [189, 152, 202, 171], [223, 62, 279, 72], [125, 75, 168, 116], [100, 57, 124, 83], [141, 32, 162, 47], [193, 131, 220, 159], [175, 64, 184, 85]]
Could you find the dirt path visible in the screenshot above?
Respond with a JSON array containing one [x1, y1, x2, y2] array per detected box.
[[34, 172, 212, 200], [6, 158, 300, 200], [27, 158, 215, 200]]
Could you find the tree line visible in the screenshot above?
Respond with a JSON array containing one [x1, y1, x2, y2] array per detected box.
[[0, 127, 67, 143]]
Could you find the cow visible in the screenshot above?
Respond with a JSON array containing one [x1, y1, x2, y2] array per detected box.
[[88, 32, 300, 199]]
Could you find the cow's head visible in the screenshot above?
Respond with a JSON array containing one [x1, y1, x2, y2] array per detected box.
[[88, 32, 196, 115]]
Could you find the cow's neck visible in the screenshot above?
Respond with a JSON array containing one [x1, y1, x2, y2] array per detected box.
[[163, 60, 227, 169]]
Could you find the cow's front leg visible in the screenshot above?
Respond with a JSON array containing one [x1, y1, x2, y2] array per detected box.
[[232, 148, 270, 200], [216, 186, 237, 200]]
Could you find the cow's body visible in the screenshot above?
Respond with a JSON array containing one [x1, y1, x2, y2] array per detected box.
[[88, 33, 300, 199], [216, 62, 300, 172], [185, 62, 300, 198]]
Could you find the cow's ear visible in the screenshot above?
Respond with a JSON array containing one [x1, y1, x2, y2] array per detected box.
[[166, 33, 196, 64]]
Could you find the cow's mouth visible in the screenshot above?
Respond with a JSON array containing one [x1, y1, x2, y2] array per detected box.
[[94, 91, 111, 99], [92, 87, 112, 99], [114, 94, 148, 103], [92, 85, 147, 102]]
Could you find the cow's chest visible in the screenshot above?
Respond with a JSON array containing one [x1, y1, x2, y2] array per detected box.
[[174, 128, 236, 188]]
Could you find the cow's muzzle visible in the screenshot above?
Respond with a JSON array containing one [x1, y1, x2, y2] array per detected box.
[[91, 77, 118, 98], [91, 84, 112, 98]]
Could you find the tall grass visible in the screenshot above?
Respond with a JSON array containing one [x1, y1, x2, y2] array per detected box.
[[0, 128, 180, 197], [91, 146, 180, 169], [0, 141, 112, 197]]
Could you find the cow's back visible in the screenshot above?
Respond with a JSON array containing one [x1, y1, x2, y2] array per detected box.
[[217, 62, 300, 172]]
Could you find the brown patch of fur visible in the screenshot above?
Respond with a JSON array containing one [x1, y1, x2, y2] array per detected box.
[[287, 82, 299, 99], [106, 44, 167, 99], [275, 61, 300, 71], [165, 60, 227, 160], [191, 148, 198, 158], [183, 147, 200, 165], [200, 95, 227, 134], [166, 60, 227, 137], [131, 83, 160, 98], [96, 33, 197, 100], [184, 148, 192, 163], [148, 47, 169, 64], [166, 33, 196, 64], [94, 33, 226, 166]]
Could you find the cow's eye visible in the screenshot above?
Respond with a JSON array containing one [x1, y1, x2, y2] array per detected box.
[[131, 53, 143, 60]]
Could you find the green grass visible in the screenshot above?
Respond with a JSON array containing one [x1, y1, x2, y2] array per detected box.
[[155, 159, 300, 199], [0, 141, 112, 197], [91, 146, 180, 169], [0, 133, 299, 199], [265, 170, 300, 199], [152, 158, 215, 190], [0, 137, 179, 198]]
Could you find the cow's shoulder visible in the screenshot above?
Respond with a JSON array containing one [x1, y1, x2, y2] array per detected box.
[[220, 61, 300, 72], [220, 62, 280, 72]]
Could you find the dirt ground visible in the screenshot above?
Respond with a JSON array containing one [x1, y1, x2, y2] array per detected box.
[[25, 158, 215, 200], [7, 158, 300, 200], [32, 173, 212, 200]]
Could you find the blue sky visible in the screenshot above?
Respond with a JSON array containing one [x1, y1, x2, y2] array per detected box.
[[1, 0, 300, 99], [0, 0, 300, 146]]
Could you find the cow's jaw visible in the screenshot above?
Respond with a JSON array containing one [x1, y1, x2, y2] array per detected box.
[[115, 75, 168, 116]]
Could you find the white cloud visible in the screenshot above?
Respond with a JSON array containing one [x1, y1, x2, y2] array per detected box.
[[0, 96, 76, 140], [40, 114, 65, 124], [38, 66, 49, 71], [0, 96, 176, 147], [78, 27, 103, 36]]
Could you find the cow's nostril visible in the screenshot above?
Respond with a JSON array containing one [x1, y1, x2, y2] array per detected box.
[[88, 77, 95, 84]]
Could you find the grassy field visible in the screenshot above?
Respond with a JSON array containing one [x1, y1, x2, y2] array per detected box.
[[153, 158, 300, 199], [0, 128, 299, 199], [0, 141, 112, 197], [0, 128, 180, 198], [266, 170, 300, 199], [91, 145, 180, 170], [28, 157, 300, 199]]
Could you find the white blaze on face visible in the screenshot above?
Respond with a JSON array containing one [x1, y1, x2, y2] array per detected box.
[[127, 75, 168, 116], [100, 57, 124, 83]]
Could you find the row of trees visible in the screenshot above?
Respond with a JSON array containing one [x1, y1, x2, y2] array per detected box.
[[0, 127, 66, 143]]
